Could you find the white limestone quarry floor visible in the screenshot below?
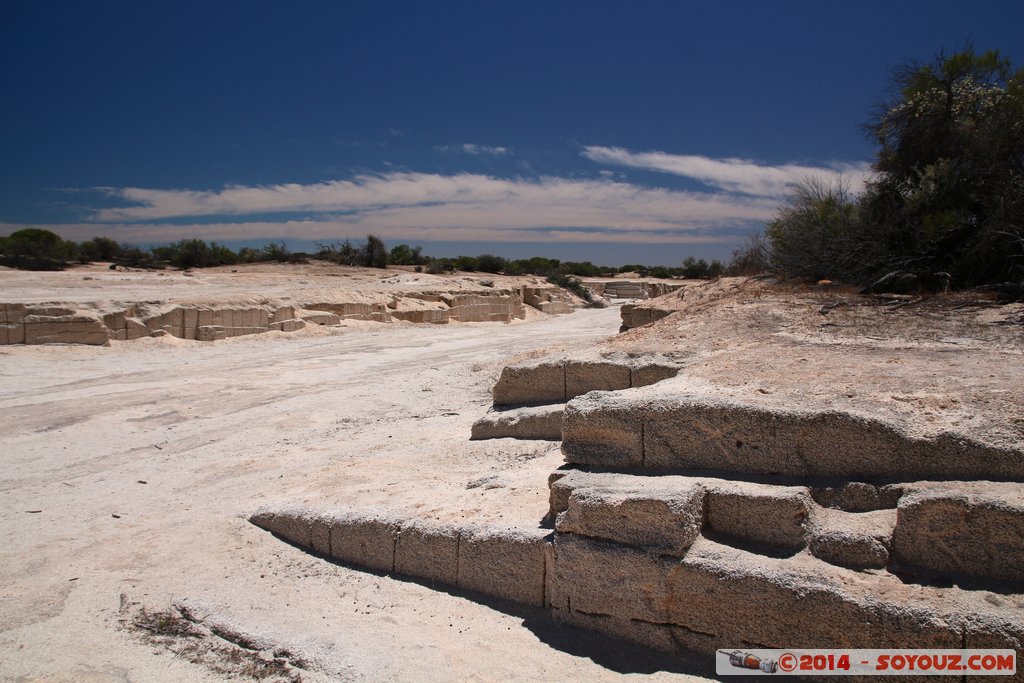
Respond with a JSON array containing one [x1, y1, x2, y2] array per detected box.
[[0, 305, 712, 682]]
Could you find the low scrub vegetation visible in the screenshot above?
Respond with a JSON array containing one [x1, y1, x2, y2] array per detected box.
[[1, 228, 726, 285], [546, 272, 593, 302]]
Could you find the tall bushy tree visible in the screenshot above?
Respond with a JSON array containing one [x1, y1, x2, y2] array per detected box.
[[363, 234, 388, 268], [0, 228, 74, 270], [762, 48, 1023, 287], [863, 49, 1024, 285]]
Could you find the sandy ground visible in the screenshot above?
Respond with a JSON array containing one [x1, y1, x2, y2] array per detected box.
[[0, 262, 675, 309], [0, 307, 711, 682], [606, 278, 1024, 449]]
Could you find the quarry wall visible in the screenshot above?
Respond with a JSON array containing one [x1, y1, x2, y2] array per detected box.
[[0, 284, 573, 345]]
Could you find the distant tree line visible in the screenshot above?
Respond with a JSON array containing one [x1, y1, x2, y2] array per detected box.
[[0, 228, 728, 280], [0, 231, 314, 271], [734, 48, 1024, 291]]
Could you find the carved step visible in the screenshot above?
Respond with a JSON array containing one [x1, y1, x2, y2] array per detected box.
[[470, 404, 564, 441], [549, 470, 812, 555], [252, 502, 1024, 667], [561, 391, 1024, 482], [892, 482, 1024, 585], [492, 358, 678, 407], [808, 507, 896, 570], [250, 507, 549, 607], [548, 535, 1023, 657]]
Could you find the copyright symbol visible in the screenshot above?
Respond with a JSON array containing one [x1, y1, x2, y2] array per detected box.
[[779, 652, 797, 672]]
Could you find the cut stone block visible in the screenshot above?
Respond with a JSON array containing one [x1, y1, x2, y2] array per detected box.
[[963, 617, 1024, 674], [619, 304, 671, 330], [630, 364, 679, 388], [550, 470, 810, 553], [310, 516, 332, 556], [811, 482, 904, 512], [470, 404, 563, 441], [667, 539, 963, 651], [271, 306, 294, 323], [492, 361, 566, 406], [249, 507, 312, 548], [2, 323, 23, 344], [270, 319, 305, 332], [561, 394, 643, 468], [329, 515, 400, 573], [565, 361, 631, 399], [167, 308, 185, 336], [457, 526, 548, 607], [126, 317, 148, 340], [553, 609, 714, 656], [196, 325, 226, 341], [548, 469, 580, 520], [3, 304, 18, 324], [102, 311, 126, 333], [808, 507, 895, 570], [564, 391, 1024, 481], [549, 533, 674, 623], [556, 483, 703, 556], [391, 309, 449, 324], [704, 481, 810, 551], [2, 303, 26, 325], [301, 310, 342, 325], [26, 305, 75, 317], [144, 312, 166, 334], [892, 484, 1024, 585], [537, 301, 572, 315], [23, 315, 109, 345], [394, 523, 459, 585]]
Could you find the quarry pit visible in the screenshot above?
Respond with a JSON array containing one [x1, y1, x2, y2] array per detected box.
[[1, 264, 1022, 681]]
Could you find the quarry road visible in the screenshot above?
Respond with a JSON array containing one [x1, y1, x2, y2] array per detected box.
[[0, 307, 710, 682]]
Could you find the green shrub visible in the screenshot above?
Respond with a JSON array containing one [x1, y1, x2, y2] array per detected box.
[[453, 255, 480, 271], [390, 244, 427, 266], [151, 238, 240, 269], [764, 178, 870, 281], [0, 228, 74, 270], [76, 236, 122, 263], [476, 253, 507, 273]]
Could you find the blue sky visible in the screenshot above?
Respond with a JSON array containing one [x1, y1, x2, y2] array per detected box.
[[1, 1, 1022, 266]]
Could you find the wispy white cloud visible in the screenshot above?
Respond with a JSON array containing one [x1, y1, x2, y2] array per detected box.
[[21, 170, 783, 245], [436, 143, 509, 157], [2, 220, 734, 246], [582, 145, 871, 197], [90, 173, 778, 229]]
